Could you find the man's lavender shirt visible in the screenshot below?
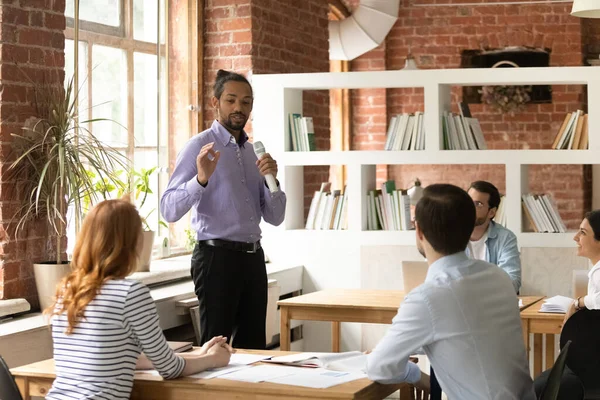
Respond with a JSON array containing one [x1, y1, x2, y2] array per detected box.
[[160, 120, 286, 242]]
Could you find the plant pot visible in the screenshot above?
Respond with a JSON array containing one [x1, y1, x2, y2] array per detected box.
[[33, 262, 71, 312], [137, 230, 155, 272]]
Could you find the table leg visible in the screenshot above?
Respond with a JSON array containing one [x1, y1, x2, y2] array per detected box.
[[15, 376, 30, 400], [332, 321, 341, 352], [521, 319, 529, 353], [280, 306, 291, 351], [533, 334, 543, 376], [545, 334, 555, 370]]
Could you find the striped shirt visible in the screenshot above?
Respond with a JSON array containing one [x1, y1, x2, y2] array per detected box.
[[46, 279, 185, 400]]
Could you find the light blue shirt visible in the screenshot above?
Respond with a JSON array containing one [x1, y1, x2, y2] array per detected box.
[[466, 221, 522, 293], [366, 252, 535, 400], [160, 120, 286, 242]]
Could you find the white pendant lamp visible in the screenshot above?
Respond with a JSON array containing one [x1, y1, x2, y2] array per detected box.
[[571, 0, 600, 18]]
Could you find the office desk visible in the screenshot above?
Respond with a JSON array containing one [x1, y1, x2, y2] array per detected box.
[[11, 350, 406, 400], [520, 298, 564, 376]]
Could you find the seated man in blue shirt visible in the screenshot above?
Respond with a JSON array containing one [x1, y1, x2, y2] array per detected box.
[[366, 183, 534, 399], [467, 180, 521, 293]]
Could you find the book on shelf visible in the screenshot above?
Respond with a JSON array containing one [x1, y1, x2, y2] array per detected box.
[[494, 195, 508, 227], [367, 181, 412, 231], [288, 113, 316, 151], [551, 110, 589, 150], [305, 183, 347, 230], [384, 112, 425, 151], [539, 295, 574, 313], [442, 104, 487, 150], [521, 193, 566, 233]]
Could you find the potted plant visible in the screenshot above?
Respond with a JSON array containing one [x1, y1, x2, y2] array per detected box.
[[8, 76, 129, 310], [85, 166, 164, 272]]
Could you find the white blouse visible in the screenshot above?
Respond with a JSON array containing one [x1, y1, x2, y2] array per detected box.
[[584, 261, 600, 310]]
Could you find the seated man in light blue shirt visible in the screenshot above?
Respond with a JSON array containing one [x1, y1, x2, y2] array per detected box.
[[467, 180, 521, 293], [366, 183, 535, 400]]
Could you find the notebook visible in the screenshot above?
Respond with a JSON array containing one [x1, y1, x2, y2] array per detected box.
[[539, 295, 574, 313], [168, 341, 193, 353]]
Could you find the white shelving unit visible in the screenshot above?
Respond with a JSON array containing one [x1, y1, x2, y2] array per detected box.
[[252, 66, 600, 249]]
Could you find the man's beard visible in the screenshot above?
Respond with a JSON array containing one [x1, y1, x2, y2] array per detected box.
[[222, 112, 248, 131], [417, 241, 426, 259], [474, 216, 487, 226]]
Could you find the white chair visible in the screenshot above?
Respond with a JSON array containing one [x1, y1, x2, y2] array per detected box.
[[401, 261, 429, 292], [573, 269, 589, 299]]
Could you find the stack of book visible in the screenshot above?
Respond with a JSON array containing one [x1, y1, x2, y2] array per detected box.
[[442, 109, 487, 150], [366, 181, 412, 231], [521, 194, 566, 233], [494, 195, 508, 227], [551, 110, 588, 150], [305, 183, 348, 230], [384, 112, 425, 150], [288, 113, 316, 151]]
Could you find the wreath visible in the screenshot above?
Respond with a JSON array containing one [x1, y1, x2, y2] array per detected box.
[[479, 60, 532, 114]]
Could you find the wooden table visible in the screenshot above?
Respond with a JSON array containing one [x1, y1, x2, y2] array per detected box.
[[520, 298, 564, 377], [279, 289, 406, 353], [11, 350, 406, 400], [279, 289, 542, 353]]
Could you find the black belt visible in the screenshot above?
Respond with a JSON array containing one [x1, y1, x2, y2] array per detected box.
[[200, 239, 261, 253]]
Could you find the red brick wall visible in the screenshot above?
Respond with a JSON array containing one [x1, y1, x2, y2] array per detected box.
[[347, 0, 596, 229], [203, 0, 330, 217], [0, 0, 65, 305]]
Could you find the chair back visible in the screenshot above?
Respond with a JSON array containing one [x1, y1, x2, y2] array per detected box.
[[572, 270, 589, 299], [560, 308, 600, 389], [538, 341, 571, 400], [401, 261, 429, 292], [0, 355, 24, 400]]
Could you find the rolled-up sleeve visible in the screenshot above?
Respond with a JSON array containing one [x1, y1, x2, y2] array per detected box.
[[496, 232, 521, 293], [366, 290, 433, 384], [260, 180, 286, 226]]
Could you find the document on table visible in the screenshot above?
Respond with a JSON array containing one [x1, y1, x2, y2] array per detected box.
[[263, 351, 367, 372], [540, 295, 574, 313], [219, 365, 298, 383], [186, 353, 273, 379]]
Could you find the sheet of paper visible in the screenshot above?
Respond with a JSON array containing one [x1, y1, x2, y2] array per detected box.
[[188, 364, 250, 379], [266, 368, 367, 389], [518, 298, 523, 308], [219, 365, 298, 383], [229, 353, 272, 365], [326, 353, 367, 373], [135, 370, 160, 376]]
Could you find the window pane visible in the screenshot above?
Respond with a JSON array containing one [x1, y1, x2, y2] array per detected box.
[[66, 0, 121, 27], [64, 39, 88, 121], [134, 52, 158, 147], [91, 45, 127, 147], [134, 149, 160, 232], [134, 0, 158, 43]]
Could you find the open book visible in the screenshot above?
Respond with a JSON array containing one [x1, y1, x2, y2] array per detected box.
[[263, 351, 367, 373], [540, 295, 574, 313]]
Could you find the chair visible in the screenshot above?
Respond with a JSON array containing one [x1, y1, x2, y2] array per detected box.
[[538, 340, 571, 400], [401, 261, 429, 292], [0, 355, 24, 400], [573, 270, 589, 299], [560, 309, 600, 399]]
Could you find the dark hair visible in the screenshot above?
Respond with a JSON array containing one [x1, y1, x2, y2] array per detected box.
[[415, 183, 476, 255], [585, 210, 600, 241], [213, 69, 252, 99], [469, 180, 501, 210]]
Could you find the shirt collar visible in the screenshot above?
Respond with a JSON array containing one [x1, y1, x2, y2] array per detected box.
[[425, 251, 469, 281], [211, 119, 249, 146]]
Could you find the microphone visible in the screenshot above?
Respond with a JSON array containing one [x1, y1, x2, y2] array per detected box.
[[253, 141, 279, 193]]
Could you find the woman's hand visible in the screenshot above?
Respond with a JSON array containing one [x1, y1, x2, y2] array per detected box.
[[198, 336, 227, 355]]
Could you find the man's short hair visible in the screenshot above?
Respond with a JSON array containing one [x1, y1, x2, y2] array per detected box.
[[469, 180, 501, 210], [415, 183, 476, 255]]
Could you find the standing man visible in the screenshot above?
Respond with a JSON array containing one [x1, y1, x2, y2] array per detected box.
[[366, 184, 534, 399], [160, 69, 286, 350], [467, 180, 521, 293]]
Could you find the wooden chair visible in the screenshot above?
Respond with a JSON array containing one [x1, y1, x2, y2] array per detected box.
[[560, 309, 600, 399], [401, 261, 429, 292], [0, 355, 24, 400], [573, 270, 589, 299]]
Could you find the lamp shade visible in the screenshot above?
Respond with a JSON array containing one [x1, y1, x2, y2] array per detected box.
[[571, 0, 600, 18]]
